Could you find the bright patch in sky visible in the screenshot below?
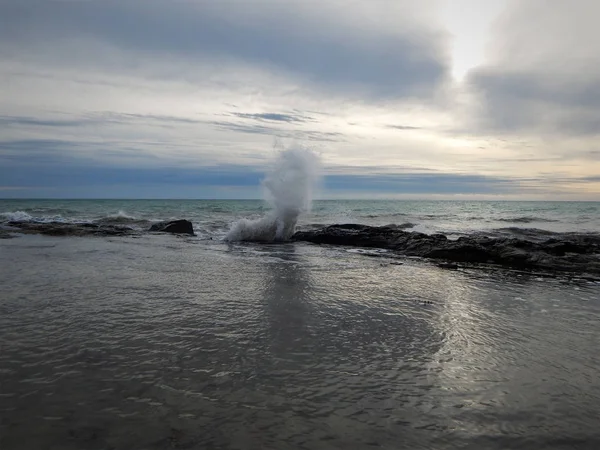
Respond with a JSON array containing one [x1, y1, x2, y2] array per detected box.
[[440, 0, 507, 80]]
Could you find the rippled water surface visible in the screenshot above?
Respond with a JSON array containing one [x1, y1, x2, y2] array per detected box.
[[1, 235, 599, 449], [2, 199, 600, 236]]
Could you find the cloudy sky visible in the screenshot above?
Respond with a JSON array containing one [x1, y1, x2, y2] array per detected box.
[[1, 0, 599, 199]]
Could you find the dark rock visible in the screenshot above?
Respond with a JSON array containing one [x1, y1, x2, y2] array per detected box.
[[293, 224, 600, 275], [384, 222, 416, 230], [149, 219, 195, 235], [438, 262, 459, 270], [6, 221, 137, 237], [0, 229, 15, 239]]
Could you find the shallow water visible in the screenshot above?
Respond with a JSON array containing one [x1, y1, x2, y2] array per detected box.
[[1, 234, 599, 449]]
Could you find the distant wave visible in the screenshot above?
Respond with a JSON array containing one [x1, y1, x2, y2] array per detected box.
[[362, 213, 408, 218], [93, 211, 150, 226], [497, 216, 560, 224], [417, 214, 454, 220], [495, 227, 559, 236], [1, 209, 150, 228], [0, 211, 70, 224], [21, 207, 78, 215]]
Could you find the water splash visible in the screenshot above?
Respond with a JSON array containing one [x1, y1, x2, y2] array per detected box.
[[225, 146, 321, 242]]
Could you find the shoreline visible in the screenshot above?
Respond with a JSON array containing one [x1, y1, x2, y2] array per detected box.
[[3, 220, 600, 278]]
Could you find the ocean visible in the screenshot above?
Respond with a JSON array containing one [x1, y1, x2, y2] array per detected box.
[[1, 197, 600, 449], [2, 198, 600, 238]]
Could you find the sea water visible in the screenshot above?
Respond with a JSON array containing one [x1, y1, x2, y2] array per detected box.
[[2, 198, 600, 238], [2, 156, 600, 448], [1, 231, 599, 449]]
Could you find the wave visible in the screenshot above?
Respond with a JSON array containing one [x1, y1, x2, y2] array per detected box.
[[1, 209, 149, 228], [0, 211, 70, 224], [497, 216, 560, 224], [20, 207, 78, 215], [362, 213, 408, 218], [93, 211, 150, 226]]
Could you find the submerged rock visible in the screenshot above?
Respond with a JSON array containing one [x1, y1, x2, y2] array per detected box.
[[0, 229, 15, 239], [5, 219, 195, 237], [438, 262, 459, 270], [293, 224, 600, 275], [149, 219, 195, 235], [6, 221, 137, 237]]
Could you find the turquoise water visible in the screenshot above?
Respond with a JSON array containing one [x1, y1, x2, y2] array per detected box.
[[2, 199, 600, 238]]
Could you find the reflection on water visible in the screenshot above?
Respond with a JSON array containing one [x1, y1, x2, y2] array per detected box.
[[262, 244, 312, 358], [1, 235, 599, 449]]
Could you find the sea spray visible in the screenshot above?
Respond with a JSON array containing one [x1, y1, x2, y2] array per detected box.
[[225, 146, 321, 241]]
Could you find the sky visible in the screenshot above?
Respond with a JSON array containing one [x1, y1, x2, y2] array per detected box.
[[1, 0, 599, 200]]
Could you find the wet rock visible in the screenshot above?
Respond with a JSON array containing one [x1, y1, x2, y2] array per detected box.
[[438, 262, 459, 270], [293, 224, 600, 275], [6, 221, 137, 237], [149, 219, 195, 235], [0, 229, 15, 239]]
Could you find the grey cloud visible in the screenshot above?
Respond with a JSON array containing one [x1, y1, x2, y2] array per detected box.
[[468, 69, 600, 135], [229, 112, 315, 123], [89, 112, 202, 125], [210, 122, 276, 135], [1, 137, 595, 197], [0, 138, 159, 166], [0, 140, 73, 168], [0, 109, 344, 143], [0, 113, 203, 129], [0, 140, 536, 196], [323, 172, 527, 195], [209, 121, 344, 142], [325, 165, 438, 175], [0, 0, 449, 100], [466, 0, 600, 136], [386, 124, 422, 130], [0, 115, 87, 127]]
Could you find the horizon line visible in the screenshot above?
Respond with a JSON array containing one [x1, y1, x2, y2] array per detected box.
[[1, 198, 599, 203]]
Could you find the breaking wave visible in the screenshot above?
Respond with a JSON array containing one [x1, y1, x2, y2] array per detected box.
[[93, 211, 150, 226], [0, 211, 69, 223]]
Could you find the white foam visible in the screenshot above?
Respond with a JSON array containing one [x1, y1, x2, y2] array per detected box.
[[0, 210, 68, 223], [97, 210, 139, 222], [115, 210, 136, 219], [225, 146, 321, 242], [0, 211, 34, 222]]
